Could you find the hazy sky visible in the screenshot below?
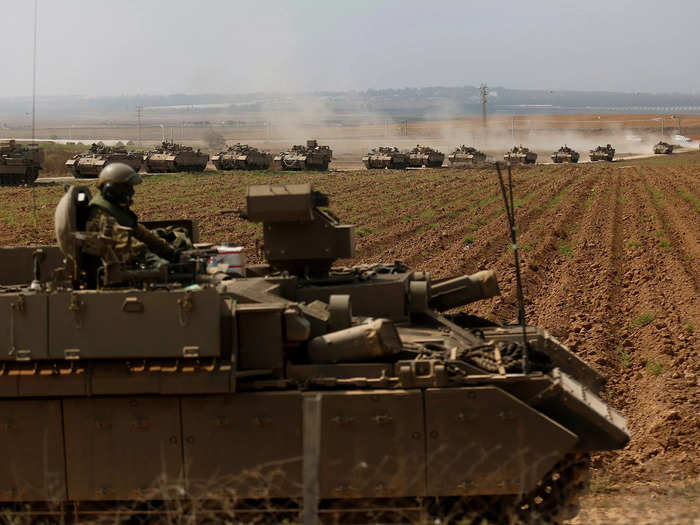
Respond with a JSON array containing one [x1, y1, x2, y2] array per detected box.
[[3, 0, 700, 97]]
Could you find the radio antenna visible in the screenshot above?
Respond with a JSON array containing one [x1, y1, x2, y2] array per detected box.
[[496, 161, 529, 372]]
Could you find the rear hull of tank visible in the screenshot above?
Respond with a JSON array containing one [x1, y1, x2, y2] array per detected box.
[[448, 154, 486, 167], [551, 154, 580, 163], [145, 154, 208, 173], [0, 163, 40, 186], [408, 154, 444, 168], [589, 152, 614, 162], [212, 156, 272, 171], [504, 154, 537, 164], [362, 156, 409, 169], [273, 158, 330, 171], [72, 156, 143, 179]]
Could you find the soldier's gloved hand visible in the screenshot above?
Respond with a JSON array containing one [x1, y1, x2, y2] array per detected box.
[[168, 248, 184, 264]]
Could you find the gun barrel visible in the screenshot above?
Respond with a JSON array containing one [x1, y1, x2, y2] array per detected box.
[[428, 270, 500, 311]]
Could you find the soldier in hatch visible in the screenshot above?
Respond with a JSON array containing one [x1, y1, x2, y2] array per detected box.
[[85, 163, 181, 267]]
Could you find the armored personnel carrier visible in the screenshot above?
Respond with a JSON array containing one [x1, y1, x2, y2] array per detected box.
[[273, 139, 332, 171], [504, 145, 537, 164], [551, 145, 580, 164], [448, 145, 487, 167], [0, 139, 43, 186], [65, 143, 143, 178], [589, 144, 615, 162], [0, 182, 628, 522], [362, 146, 409, 169], [143, 141, 209, 173], [211, 143, 272, 171], [407, 144, 445, 168], [653, 141, 674, 154]]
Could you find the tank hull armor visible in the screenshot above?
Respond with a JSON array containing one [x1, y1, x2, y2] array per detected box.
[[211, 144, 272, 170], [653, 141, 674, 154], [504, 146, 537, 164], [362, 147, 409, 169], [0, 182, 629, 521], [65, 150, 143, 179], [0, 140, 43, 186], [589, 145, 615, 162], [551, 147, 580, 163], [143, 142, 209, 173], [408, 145, 445, 167], [273, 140, 332, 171], [448, 146, 486, 167]]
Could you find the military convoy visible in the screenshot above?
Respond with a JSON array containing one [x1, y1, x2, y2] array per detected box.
[[65, 143, 143, 178], [362, 146, 409, 169], [504, 145, 538, 164], [0, 139, 43, 186], [653, 141, 674, 154], [0, 179, 628, 522], [407, 144, 445, 168], [551, 145, 580, 164], [211, 143, 272, 171], [447, 145, 487, 167], [274, 139, 332, 171], [589, 144, 615, 162], [142, 141, 209, 173]]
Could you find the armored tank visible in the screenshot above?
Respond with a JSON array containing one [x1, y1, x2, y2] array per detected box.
[[589, 144, 615, 162], [653, 141, 674, 154], [143, 141, 209, 173], [448, 145, 487, 167], [551, 145, 580, 164], [0, 182, 628, 522], [0, 139, 43, 186], [362, 146, 409, 169], [407, 145, 445, 168], [504, 145, 537, 164], [65, 143, 143, 178], [211, 143, 272, 170], [273, 139, 332, 171]]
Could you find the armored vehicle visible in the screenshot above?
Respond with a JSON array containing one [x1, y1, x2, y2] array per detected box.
[[0, 139, 43, 186], [362, 146, 409, 169], [448, 145, 487, 167], [0, 182, 628, 522], [274, 139, 332, 171], [589, 144, 615, 162], [65, 143, 143, 178], [407, 145, 445, 168], [653, 141, 674, 154], [551, 145, 580, 164], [211, 143, 272, 171], [143, 141, 209, 173], [504, 145, 537, 164]]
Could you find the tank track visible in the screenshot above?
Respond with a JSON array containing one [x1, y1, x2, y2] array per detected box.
[[0, 167, 40, 186], [0, 454, 590, 523]]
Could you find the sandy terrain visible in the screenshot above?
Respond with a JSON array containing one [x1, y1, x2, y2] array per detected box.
[[0, 153, 698, 522]]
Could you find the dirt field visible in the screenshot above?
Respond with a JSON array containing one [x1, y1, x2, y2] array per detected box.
[[0, 153, 698, 523]]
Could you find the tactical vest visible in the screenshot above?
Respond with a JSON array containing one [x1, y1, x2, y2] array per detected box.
[[88, 194, 138, 229]]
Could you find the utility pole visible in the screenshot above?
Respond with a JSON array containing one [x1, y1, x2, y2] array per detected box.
[[31, 0, 38, 141], [480, 84, 488, 128], [136, 105, 143, 146]]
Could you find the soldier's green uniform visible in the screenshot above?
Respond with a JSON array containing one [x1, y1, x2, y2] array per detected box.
[[85, 163, 177, 266]]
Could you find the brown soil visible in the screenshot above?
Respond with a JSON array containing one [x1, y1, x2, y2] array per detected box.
[[1, 153, 698, 522]]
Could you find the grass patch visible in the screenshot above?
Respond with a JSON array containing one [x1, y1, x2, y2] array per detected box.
[[354, 225, 377, 238], [645, 359, 663, 376], [463, 235, 475, 245], [684, 322, 695, 334], [678, 190, 700, 213], [632, 312, 656, 328], [616, 345, 633, 369], [557, 239, 574, 258], [657, 239, 671, 250], [648, 186, 664, 205], [420, 209, 436, 219], [626, 240, 642, 249]]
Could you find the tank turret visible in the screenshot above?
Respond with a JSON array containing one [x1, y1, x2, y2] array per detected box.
[[142, 141, 209, 173], [504, 145, 537, 164], [65, 143, 143, 178], [273, 139, 332, 171]]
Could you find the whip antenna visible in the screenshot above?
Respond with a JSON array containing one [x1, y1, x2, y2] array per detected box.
[[496, 161, 529, 372]]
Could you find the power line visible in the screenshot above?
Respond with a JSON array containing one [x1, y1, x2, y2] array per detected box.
[[136, 105, 143, 146]]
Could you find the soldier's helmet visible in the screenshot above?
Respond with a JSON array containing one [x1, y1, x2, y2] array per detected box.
[[97, 162, 142, 189]]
